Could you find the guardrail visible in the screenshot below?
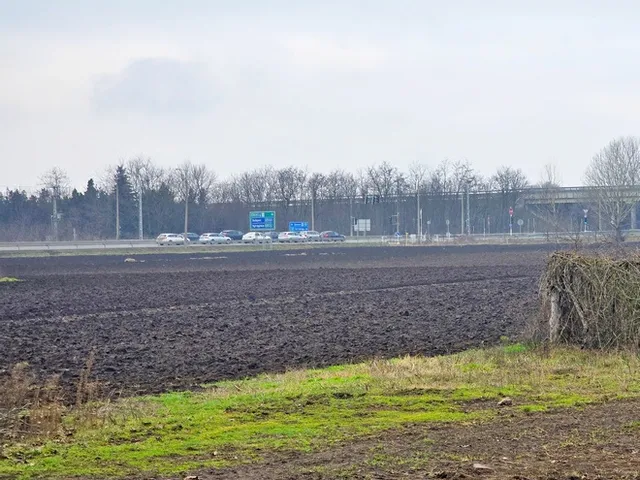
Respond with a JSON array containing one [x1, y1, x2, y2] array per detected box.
[[0, 240, 156, 251], [1, 230, 637, 252]]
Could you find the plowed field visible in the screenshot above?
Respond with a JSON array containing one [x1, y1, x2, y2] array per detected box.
[[0, 245, 546, 397]]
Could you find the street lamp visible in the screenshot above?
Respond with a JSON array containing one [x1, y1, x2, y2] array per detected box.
[[466, 179, 471, 236]]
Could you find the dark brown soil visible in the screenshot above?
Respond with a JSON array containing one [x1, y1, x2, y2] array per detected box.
[[0, 245, 545, 397]]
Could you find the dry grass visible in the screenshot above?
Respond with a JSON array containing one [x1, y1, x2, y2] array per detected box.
[[367, 345, 640, 401], [0, 363, 65, 443], [0, 349, 105, 453], [199, 343, 639, 407]]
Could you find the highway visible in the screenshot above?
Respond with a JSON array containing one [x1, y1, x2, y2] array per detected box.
[[0, 238, 374, 252], [0, 232, 598, 253]]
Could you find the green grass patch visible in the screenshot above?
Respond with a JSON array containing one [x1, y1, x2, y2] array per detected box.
[[0, 277, 21, 282], [1, 345, 638, 479]]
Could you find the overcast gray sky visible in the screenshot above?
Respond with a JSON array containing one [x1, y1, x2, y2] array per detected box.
[[2, 0, 640, 189]]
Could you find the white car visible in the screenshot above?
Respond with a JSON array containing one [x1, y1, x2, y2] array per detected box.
[[301, 230, 321, 242], [199, 233, 232, 244], [156, 233, 186, 246], [278, 231, 306, 243], [242, 232, 271, 244]]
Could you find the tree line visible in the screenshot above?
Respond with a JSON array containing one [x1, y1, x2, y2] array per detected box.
[[2, 136, 639, 241]]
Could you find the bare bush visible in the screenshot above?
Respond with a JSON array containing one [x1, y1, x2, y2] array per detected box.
[[540, 251, 640, 349], [0, 349, 103, 448], [0, 363, 65, 443]]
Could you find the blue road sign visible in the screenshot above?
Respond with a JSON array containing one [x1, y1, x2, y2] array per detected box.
[[394, 231, 401, 237], [289, 221, 309, 232], [249, 211, 276, 231]]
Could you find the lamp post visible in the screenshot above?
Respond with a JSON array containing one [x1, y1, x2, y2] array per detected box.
[[466, 180, 471, 236]]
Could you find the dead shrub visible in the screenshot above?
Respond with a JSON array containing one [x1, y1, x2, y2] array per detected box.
[[0, 363, 65, 443], [540, 251, 640, 349], [76, 347, 99, 406], [0, 348, 103, 449]]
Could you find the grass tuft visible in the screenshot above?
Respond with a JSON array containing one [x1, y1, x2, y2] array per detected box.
[[0, 277, 21, 282]]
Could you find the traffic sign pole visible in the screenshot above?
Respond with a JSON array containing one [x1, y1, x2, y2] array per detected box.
[[509, 207, 513, 237]]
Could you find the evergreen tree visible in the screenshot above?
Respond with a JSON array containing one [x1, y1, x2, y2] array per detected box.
[[114, 166, 138, 239]]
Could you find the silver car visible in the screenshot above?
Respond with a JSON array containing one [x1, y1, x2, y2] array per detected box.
[[199, 233, 232, 244], [156, 233, 186, 246], [242, 232, 271, 244], [278, 231, 306, 243], [301, 230, 321, 242]]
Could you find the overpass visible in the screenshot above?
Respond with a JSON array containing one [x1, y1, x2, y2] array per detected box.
[[521, 185, 640, 230]]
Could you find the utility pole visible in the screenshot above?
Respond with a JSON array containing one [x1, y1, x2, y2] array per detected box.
[[466, 183, 471, 236], [460, 195, 464, 235], [349, 197, 353, 237], [52, 193, 59, 241], [416, 181, 421, 238], [311, 194, 315, 231], [115, 182, 120, 240], [183, 183, 189, 240], [138, 187, 143, 240]]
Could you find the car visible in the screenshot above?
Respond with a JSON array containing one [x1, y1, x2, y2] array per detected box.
[[278, 231, 306, 243], [242, 232, 271, 244], [301, 230, 321, 242], [156, 233, 186, 246], [263, 231, 279, 242], [199, 232, 232, 244], [184, 232, 200, 243], [220, 230, 243, 241], [320, 231, 346, 242]]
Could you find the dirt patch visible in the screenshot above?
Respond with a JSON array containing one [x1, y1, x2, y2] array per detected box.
[[192, 398, 640, 479]]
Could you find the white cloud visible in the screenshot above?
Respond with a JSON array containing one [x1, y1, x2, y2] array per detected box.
[[281, 34, 386, 71], [92, 58, 216, 115]]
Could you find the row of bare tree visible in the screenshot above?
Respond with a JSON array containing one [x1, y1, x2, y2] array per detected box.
[[2, 136, 639, 241]]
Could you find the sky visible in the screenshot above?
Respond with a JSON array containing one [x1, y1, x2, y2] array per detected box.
[[1, 0, 640, 190]]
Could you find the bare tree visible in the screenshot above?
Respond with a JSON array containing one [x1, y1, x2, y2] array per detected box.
[[341, 172, 358, 200], [40, 167, 70, 197], [530, 163, 563, 240], [190, 164, 216, 205], [234, 167, 274, 206], [172, 161, 215, 238], [325, 170, 345, 200], [355, 168, 369, 199], [585, 136, 640, 242], [275, 166, 306, 222], [367, 161, 397, 199], [40, 167, 70, 240], [126, 156, 164, 239], [408, 162, 428, 192], [306, 172, 327, 230], [492, 166, 529, 232], [127, 156, 166, 192]]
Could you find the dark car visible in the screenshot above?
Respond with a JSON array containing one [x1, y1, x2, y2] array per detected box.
[[320, 231, 346, 242], [184, 232, 200, 243], [264, 231, 279, 241], [220, 230, 243, 241]]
